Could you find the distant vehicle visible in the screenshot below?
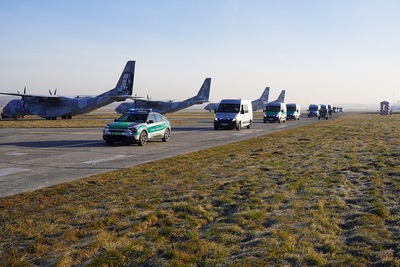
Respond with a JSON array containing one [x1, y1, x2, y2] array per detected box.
[[204, 87, 271, 112], [1, 61, 136, 120], [286, 103, 301, 120], [103, 109, 171, 146], [214, 99, 253, 130], [115, 78, 211, 114], [264, 101, 287, 123], [319, 104, 329, 120], [307, 104, 320, 117], [327, 104, 333, 117]]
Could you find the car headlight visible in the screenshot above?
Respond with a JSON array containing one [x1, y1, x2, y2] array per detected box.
[[103, 125, 109, 132], [128, 126, 138, 133]]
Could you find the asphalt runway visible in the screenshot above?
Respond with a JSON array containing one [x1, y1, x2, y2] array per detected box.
[[0, 116, 321, 197]]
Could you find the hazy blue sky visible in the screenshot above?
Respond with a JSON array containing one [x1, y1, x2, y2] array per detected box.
[[1, 0, 399, 107]]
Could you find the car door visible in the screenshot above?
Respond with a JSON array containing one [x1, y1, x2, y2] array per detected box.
[[146, 113, 159, 137]]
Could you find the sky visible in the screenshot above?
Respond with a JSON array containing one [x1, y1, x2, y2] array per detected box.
[[1, 0, 400, 109]]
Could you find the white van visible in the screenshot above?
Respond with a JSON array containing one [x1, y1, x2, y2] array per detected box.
[[307, 104, 320, 117], [214, 99, 253, 130], [263, 101, 287, 123], [286, 103, 301, 120]]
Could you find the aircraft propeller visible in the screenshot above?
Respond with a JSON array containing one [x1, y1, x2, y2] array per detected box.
[[17, 86, 27, 95], [49, 88, 57, 95], [16, 86, 29, 110]]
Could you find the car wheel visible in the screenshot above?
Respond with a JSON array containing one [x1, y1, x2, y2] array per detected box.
[[138, 131, 148, 146], [162, 128, 170, 142], [105, 140, 114, 145]]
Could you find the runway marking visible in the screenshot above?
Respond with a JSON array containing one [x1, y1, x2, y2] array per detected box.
[[5, 152, 27, 156], [59, 141, 104, 147], [0, 168, 30, 177], [40, 141, 104, 149], [277, 125, 288, 129], [83, 155, 134, 165]]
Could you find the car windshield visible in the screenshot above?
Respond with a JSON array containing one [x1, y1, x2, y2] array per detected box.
[[217, 103, 240, 113], [266, 106, 280, 112], [118, 113, 147, 123]]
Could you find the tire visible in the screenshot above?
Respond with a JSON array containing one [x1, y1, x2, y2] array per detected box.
[[162, 128, 170, 142], [236, 122, 241, 131], [105, 140, 114, 145], [247, 120, 252, 129], [138, 130, 148, 146]]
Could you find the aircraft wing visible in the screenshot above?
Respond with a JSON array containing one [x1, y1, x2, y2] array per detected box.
[[134, 99, 165, 107], [0, 92, 61, 99]]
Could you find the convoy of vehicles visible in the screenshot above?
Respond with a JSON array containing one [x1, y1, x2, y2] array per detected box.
[[213, 99, 253, 130], [103, 109, 171, 146]]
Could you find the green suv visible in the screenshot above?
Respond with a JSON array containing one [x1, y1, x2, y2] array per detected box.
[[103, 110, 171, 146]]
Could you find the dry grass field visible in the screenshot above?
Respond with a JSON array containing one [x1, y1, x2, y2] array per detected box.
[[0, 113, 399, 266]]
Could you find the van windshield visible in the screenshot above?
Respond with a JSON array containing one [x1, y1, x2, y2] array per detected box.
[[287, 106, 296, 111], [217, 103, 240, 113], [266, 105, 281, 112], [309, 106, 318, 111]]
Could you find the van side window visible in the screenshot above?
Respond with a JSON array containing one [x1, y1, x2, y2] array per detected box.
[[242, 104, 249, 113]]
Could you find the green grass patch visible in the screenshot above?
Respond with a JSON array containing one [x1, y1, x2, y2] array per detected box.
[[1, 113, 400, 266]]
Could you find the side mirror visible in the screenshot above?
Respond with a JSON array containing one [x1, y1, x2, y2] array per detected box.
[[148, 120, 154, 124], [114, 119, 118, 122], [240, 110, 245, 114], [214, 109, 217, 113]]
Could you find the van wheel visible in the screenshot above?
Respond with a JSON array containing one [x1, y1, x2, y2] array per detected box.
[[236, 122, 241, 131], [247, 120, 252, 129]]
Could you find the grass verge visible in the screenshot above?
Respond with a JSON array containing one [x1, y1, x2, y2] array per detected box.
[[0, 111, 215, 128], [0, 113, 399, 266]]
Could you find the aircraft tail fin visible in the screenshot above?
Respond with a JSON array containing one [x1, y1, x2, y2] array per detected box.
[[259, 87, 270, 102], [196, 78, 211, 101], [100, 60, 135, 97], [275, 90, 285, 102]]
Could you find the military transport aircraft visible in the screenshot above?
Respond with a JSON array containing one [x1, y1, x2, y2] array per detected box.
[[0, 60, 135, 120], [204, 86, 271, 112], [115, 78, 211, 114]]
